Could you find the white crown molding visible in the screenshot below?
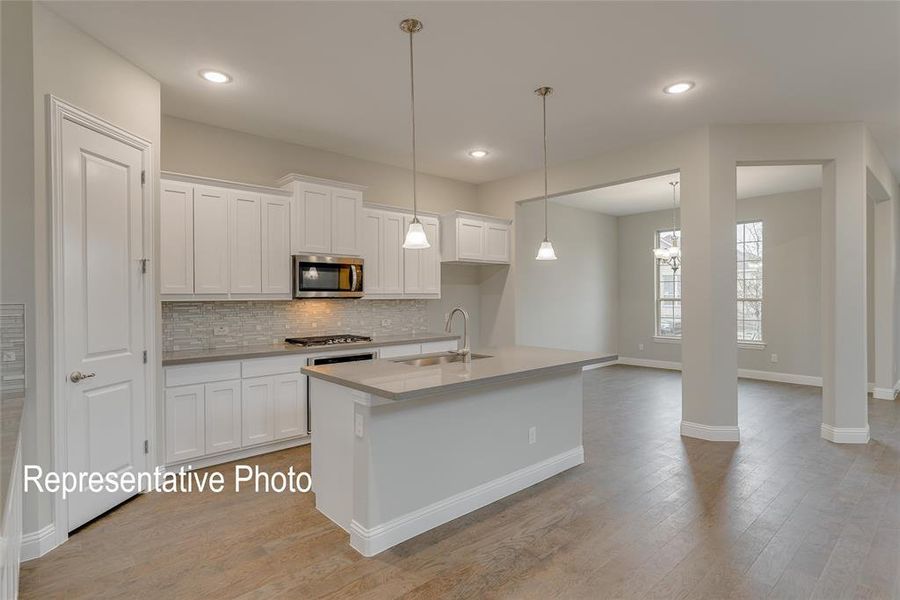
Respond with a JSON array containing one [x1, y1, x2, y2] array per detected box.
[[680, 421, 740, 442], [161, 170, 292, 196], [440, 210, 513, 225], [22, 524, 58, 561], [821, 423, 870, 444], [348, 446, 584, 557], [276, 172, 368, 191]]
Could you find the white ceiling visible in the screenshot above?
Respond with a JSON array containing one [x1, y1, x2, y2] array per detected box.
[[554, 165, 822, 216], [44, 1, 900, 184]]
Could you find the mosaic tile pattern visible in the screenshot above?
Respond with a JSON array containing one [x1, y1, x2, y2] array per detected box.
[[161, 299, 429, 351], [0, 305, 25, 394]]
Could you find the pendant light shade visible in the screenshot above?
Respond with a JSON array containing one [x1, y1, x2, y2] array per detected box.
[[652, 181, 681, 272], [534, 86, 557, 261], [400, 18, 431, 250]]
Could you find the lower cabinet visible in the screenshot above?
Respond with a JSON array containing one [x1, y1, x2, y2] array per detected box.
[[242, 377, 276, 446], [273, 373, 307, 439], [205, 380, 242, 454], [165, 384, 205, 464]]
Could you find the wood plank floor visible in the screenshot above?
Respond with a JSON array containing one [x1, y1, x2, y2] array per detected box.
[[21, 365, 900, 599]]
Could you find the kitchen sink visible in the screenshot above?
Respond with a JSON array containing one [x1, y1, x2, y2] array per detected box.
[[393, 352, 492, 367]]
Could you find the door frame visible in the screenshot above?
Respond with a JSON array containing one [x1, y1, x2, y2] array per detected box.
[[47, 95, 157, 548]]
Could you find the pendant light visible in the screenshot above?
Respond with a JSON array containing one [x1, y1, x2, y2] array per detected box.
[[400, 18, 430, 250], [534, 86, 558, 261], [652, 181, 681, 273]]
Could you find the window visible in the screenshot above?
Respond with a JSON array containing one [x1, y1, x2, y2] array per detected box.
[[655, 229, 681, 338], [737, 221, 763, 342]]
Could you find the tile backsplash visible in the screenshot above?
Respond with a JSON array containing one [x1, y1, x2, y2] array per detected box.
[[0, 304, 26, 395], [162, 299, 429, 352]]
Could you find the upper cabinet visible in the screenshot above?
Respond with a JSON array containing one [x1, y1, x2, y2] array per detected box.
[[160, 172, 293, 300], [441, 211, 512, 264], [278, 174, 365, 257], [361, 205, 440, 299]]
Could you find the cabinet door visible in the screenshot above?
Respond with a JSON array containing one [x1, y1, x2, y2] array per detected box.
[[261, 195, 291, 294], [165, 385, 205, 464], [331, 189, 362, 256], [193, 186, 230, 294], [229, 191, 262, 294], [361, 210, 382, 293], [241, 377, 274, 446], [204, 380, 241, 454], [457, 217, 486, 261], [484, 222, 510, 263], [273, 373, 307, 440], [160, 181, 194, 294], [291, 184, 331, 254], [420, 217, 441, 294], [381, 212, 405, 294]]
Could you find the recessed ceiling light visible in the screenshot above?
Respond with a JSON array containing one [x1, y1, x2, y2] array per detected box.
[[663, 81, 694, 95], [468, 149, 489, 159], [199, 69, 232, 84]]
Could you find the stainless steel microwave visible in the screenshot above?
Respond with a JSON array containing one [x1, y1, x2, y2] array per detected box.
[[292, 255, 364, 298]]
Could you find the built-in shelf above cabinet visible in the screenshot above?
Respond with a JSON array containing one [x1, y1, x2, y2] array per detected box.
[[440, 211, 512, 264], [160, 172, 292, 301]]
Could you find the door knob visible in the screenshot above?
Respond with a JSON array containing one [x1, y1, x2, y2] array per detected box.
[[69, 371, 96, 383]]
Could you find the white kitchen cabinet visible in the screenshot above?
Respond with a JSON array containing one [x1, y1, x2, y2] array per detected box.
[[441, 211, 512, 264], [362, 208, 405, 296], [273, 373, 307, 440], [160, 181, 194, 294], [242, 377, 275, 447], [229, 191, 262, 294], [279, 174, 366, 256], [377, 343, 423, 358], [193, 186, 230, 294], [261, 195, 291, 294], [404, 215, 441, 295], [165, 385, 205, 463], [204, 380, 242, 454]]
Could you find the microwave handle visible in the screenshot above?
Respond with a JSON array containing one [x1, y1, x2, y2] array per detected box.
[[351, 265, 358, 292]]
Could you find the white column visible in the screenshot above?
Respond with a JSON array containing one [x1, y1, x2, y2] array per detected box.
[[679, 134, 739, 442], [872, 196, 897, 400]]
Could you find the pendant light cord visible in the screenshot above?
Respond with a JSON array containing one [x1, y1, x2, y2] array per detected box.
[[408, 29, 418, 222], [542, 92, 549, 241]]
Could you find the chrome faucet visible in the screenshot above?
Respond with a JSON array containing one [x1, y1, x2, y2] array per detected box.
[[444, 307, 471, 363]]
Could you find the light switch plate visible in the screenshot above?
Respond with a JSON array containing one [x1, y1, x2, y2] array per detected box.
[[213, 326, 228, 335], [528, 426, 537, 445]]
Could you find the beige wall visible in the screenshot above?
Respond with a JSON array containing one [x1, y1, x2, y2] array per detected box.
[[26, 3, 162, 538], [515, 201, 618, 354], [617, 189, 822, 377]]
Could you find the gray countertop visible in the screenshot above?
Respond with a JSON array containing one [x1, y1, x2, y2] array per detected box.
[[162, 332, 460, 366], [302, 345, 617, 401]]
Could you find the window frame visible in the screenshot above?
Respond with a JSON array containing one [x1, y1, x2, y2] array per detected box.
[[736, 219, 764, 346], [654, 228, 682, 340]]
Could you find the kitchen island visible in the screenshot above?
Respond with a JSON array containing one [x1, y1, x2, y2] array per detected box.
[[302, 345, 616, 556]]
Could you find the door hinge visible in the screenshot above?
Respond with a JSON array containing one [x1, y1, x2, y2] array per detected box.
[[140, 258, 149, 274], [143, 440, 149, 454], [142, 350, 148, 364], [141, 170, 146, 185]]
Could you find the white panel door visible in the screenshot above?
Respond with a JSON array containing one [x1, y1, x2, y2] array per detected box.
[[292, 184, 331, 254], [242, 377, 274, 446], [331, 189, 362, 256], [165, 385, 205, 464], [261, 195, 291, 294], [381, 212, 405, 294], [61, 117, 147, 530], [204, 380, 241, 454], [193, 186, 230, 294], [273, 373, 307, 440], [420, 217, 441, 294], [160, 181, 194, 294], [229, 191, 262, 294], [484, 222, 510, 263], [361, 210, 383, 293], [457, 217, 485, 261]]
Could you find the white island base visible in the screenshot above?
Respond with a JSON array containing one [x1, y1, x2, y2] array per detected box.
[[309, 368, 585, 557]]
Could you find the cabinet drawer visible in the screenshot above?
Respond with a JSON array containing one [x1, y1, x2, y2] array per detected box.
[[242, 355, 307, 378], [165, 361, 241, 387], [421, 340, 458, 354], [377, 343, 422, 359]]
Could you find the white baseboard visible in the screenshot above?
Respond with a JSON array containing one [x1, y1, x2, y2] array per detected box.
[[821, 423, 870, 444], [582, 360, 617, 371], [680, 420, 740, 442], [873, 386, 897, 401], [617, 357, 682, 371], [616, 357, 822, 388], [22, 524, 57, 561], [162, 435, 309, 471], [349, 446, 585, 557]]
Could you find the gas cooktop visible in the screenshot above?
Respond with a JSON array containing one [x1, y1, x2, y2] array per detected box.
[[284, 334, 373, 347]]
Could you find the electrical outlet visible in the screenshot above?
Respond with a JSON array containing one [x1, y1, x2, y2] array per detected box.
[[213, 326, 228, 335], [638, 343, 644, 352], [381, 319, 391, 327], [1, 351, 15, 362], [770, 353, 778, 364], [354, 414, 365, 438], [528, 426, 537, 445]]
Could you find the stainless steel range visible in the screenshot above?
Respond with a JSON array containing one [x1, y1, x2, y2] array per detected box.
[[284, 334, 372, 347]]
